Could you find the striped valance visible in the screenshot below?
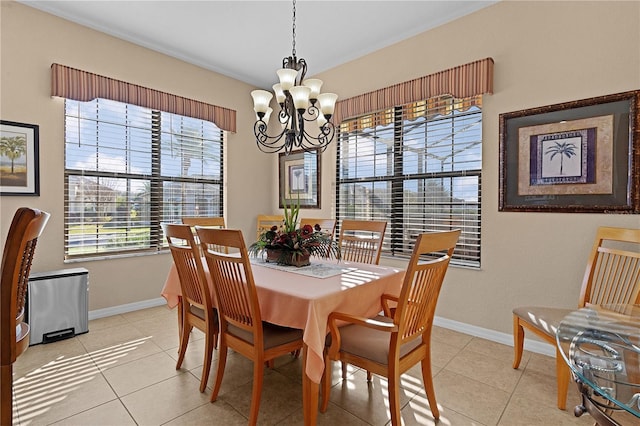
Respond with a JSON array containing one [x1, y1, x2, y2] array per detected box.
[[51, 63, 236, 133], [332, 57, 494, 126]]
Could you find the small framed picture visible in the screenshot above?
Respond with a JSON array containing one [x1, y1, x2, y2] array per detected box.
[[1, 120, 40, 196], [279, 148, 320, 209]]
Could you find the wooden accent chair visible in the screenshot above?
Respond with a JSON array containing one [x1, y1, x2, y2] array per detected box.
[[256, 214, 284, 240], [162, 223, 219, 393], [321, 230, 460, 425], [196, 227, 303, 426], [513, 226, 640, 410], [299, 218, 337, 238], [181, 216, 226, 228], [1, 207, 50, 426], [338, 219, 387, 265]]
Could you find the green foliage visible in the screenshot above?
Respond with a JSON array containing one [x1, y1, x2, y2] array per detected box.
[[248, 196, 340, 263]]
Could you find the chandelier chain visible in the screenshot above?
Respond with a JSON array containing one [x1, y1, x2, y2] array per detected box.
[[291, 0, 296, 56]]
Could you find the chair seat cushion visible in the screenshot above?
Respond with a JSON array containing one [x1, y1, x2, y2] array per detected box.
[[189, 305, 218, 324], [330, 315, 422, 365], [229, 322, 302, 349], [513, 306, 574, 338]]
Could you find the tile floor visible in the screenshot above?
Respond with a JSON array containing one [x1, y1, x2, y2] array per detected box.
[[9, 305, 632, 425]]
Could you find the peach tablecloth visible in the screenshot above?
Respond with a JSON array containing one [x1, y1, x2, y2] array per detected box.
[[161, 257, 405, 384]]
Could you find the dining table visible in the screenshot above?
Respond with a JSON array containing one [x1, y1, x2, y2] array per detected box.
[[161, 255, 405, 425]]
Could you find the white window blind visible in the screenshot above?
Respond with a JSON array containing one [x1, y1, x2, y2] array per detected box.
[[336, 95, 482, 267], [64, 98, 223, 259]]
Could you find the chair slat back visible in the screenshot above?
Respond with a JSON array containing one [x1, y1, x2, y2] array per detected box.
[[182, 216, 227, 254], [197, 228, 262, 334], [181, 216, 225, 228], [338, 220, 387, 265], [1, 207, 50, 426], [256, 215, 284, 240], [1, 208, 50, 364], [300, 218, 337, 238], [162, 223, 211, 311], [395, 230, 460, 344], [580, 227, 640, 309]]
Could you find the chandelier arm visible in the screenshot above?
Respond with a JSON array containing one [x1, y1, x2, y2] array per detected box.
[[254, 120, 291, 154]]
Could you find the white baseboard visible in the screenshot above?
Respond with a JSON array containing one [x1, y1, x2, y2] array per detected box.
[[88, 298, 556, 358], [88, 297, 167, 320], [433, 315, 555, 358]]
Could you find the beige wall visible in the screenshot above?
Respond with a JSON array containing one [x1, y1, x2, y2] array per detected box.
[[1, 1, 639, 338]]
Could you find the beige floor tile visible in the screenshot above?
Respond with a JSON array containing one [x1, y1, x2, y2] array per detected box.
[[324, 368, 415, 425], [203, 350, 260, 395], [121, 304, 175, 322], [77, 322, 149, 353], [165, 333, 219, 373], [498, 392, 593, 425], [218, 367, 302, 425], [282, 402, 371, 425], [402, 394, 485, 426], [163, 399, 247, 425], [103, 351, 184, 396], [431, 326, 474, 349], [49, 399, 136, 425], [430, 340, 463, 369], [465, 337, 521, 365], [121, 373, 210, 425], [433, 369, 510, 425], [88, 335, 164, 372], [13, 338, 89, 378], [444, 347, 523, 393], [88, 314, 130, 332], [13, 366, 117, 425]]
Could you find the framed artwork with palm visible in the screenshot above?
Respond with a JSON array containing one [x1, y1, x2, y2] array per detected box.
[[499, 90, 639, 213], [0, 120, 39, 196]]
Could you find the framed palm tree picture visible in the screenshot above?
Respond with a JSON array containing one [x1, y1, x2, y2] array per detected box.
[[0, 120, 39, 196], [499, 90, 639, 213]]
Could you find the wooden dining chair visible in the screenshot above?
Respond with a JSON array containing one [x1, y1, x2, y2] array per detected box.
[[321, 230, 460, 425], [162, 223, 219, 393], [1, 207, 50, 426], [338, 219, 387, 265], [299, 218, 337, 238], [513, 226, 640, 410], [256, 214, 284, 240], [195, 227, 303, 426], [181, 216, 225, 228]]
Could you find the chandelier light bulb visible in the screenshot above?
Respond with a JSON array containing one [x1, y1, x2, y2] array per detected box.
[[277, 68, 298, 91], [317, 93, 338, 118], [272, 83, 286, 104], [290, 86, 311, 111], [302, 79, 323, 101], [251, 90, 273, 115], [317, 113, 327, 128]]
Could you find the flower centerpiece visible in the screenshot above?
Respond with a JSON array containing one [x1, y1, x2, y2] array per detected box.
[[248, 198, 340, 267]]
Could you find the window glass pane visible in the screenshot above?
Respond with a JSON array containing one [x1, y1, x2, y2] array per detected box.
[[336, 94, 482, 267], [64, 98, 223, 259]]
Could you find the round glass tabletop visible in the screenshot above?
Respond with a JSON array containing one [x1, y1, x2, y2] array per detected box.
[[556, 305, 640, 418]]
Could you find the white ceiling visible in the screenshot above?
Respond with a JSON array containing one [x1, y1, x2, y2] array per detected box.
[[20, 0, 497, 89]]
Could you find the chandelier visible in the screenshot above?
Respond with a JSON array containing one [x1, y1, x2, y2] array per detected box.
[[251, 0, 338, 155]]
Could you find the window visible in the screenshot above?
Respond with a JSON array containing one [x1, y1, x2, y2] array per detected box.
[[336, 95, 482, 267], [65, 98, 223, 259]]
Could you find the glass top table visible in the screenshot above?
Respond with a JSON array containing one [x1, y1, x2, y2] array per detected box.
[[556, 305, 640, 424]]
